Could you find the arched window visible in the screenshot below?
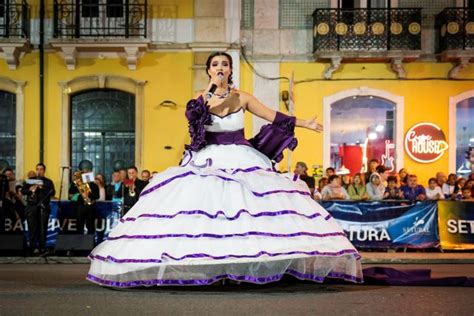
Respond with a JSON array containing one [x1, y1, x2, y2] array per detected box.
[[71, 89, 135, 180], [330, 96, 396, 174], [0, 91, 16, 171]]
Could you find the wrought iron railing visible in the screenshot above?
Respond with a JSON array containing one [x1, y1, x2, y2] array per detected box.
[[313, 8, 422, 52], [0, 0, 29, 38], [53, 0, 147, 38], [436, 7, 474, 52]]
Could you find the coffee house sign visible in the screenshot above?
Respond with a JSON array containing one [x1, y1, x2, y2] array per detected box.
[[404, 123, 449, 163]]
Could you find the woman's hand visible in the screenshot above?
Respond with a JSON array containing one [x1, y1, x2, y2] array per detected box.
[[299, 116, 323, 133]]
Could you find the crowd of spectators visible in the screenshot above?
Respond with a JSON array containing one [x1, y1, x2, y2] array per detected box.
[[293, 159, 474, 202]]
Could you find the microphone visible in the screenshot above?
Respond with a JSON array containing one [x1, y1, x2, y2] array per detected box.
[[206, 72, 224, 99]]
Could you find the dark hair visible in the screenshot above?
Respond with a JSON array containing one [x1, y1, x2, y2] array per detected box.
[[36, 163, 46, 171], [326, 167, 335, 173], [353, 173, 365, 185], [387, 175, 397, 183], [428, 177, 437, 184], [408, 174, 417, 179], [127, 166, 138, 172], [376, 165, 387, 174], [142, 169, 150, 175], [206, 52, 233, 85], [318, 177, 328, 186], [328, 175, 339, 183], [3, 167, 13, 174]]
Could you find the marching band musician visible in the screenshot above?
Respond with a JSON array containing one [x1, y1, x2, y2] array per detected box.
[[118, 166, 146, 215], [69, 161, 99, 235], [21, 163, 55, 255]]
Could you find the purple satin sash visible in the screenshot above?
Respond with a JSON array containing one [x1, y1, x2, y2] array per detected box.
[[205, 129, 252, 146]]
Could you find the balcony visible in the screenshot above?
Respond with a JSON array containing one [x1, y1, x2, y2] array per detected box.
[[312, 8, 422, 78], [0, 0, 30, 69], [50, 0, 150, 70], [435, 7, 474, 78]]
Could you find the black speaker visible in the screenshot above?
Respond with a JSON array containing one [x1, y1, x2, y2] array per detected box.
[[0, 235, 24, 250], [55, 234, 94, 252]]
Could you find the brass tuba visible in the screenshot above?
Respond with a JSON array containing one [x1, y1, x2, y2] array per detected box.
[[73, 171, 93, 205]]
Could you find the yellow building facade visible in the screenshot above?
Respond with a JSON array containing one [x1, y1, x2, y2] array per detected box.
[[1, 0, 473, 194]]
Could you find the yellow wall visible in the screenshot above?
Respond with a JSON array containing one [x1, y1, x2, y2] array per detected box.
[[280, 62, 474, 185], [0, 51, 194, 192]]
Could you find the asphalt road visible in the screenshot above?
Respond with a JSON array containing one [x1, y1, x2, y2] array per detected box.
[[0, 264, 474, 316]]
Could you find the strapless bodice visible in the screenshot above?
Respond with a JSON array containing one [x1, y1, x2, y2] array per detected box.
[[205, 108, 244, 132]]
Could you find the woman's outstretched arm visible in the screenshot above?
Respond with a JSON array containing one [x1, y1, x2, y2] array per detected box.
[[241, 91, 322, 133]]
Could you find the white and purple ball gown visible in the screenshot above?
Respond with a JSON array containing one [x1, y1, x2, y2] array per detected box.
[[87, 96, 363, 287]]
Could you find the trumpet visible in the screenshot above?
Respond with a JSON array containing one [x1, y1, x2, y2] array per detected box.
[[73, 171, 93, 205]]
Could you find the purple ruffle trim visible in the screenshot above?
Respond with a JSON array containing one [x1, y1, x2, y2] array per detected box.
[[249, 112, 298, 163], [88, 249, 360, 264], [106, 231, 346, 241], [120, 209, 327, 222], [86, 269, 363, 287], [140, 169, 311, 198], [185, 96, 213, 152]]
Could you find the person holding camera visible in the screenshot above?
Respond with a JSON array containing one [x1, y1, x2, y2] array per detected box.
[[21, 163, 55, 255]]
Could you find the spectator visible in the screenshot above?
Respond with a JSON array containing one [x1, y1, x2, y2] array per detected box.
[[3, 167, 16, 194], [452, 178, 466, 200], [325, 167, 335, 178], [442, 173, 457, 198], [341, 174, 352, 189], [376, 165, 389, 187], [318, 177, 328, 192], [461, 187, 474, 201], [294, 162, 315, 195], [348, 173, 368, 201], [321, 175, 349, 200], [365, 159, 380, 184], [425, 177, 444, 200], [141, 169, 151, 183], [435, 172, 447, 188], [94, 173, 107, 201], [106, 171, 122, 202], [366, 173, 385, 201], [314, 177, 328, 201], [400, 175, 426, 202], [119, 168, 127, 182], [398, 168, 408, 186], [384, 176, 403, 200]]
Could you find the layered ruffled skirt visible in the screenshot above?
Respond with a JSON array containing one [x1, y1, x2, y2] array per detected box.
[[87, 145, 363, 287]]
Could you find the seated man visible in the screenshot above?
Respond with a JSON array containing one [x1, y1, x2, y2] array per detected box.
[[400, 174, 426, 202]]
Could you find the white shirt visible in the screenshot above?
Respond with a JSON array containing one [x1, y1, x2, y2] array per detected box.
[[425, 186, 444, 200], [442, 183, 454, 197]]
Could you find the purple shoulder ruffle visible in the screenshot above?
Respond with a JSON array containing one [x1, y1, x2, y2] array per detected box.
[[249, 111, 298, 163], [184, 96, 213, 152]]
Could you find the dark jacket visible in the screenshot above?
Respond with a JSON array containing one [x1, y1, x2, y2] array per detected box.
[[117, 179, 147, 207], [21, 176, 56, 208]]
